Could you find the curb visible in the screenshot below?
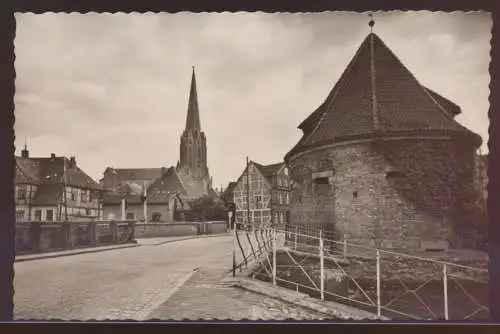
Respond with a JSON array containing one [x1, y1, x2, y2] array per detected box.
[[15, 243, 141, 263], [225, 276, 387, 321], [140, 232, 232, 246]]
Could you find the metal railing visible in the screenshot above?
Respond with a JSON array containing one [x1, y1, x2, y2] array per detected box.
[[235, 224, 489, 320]]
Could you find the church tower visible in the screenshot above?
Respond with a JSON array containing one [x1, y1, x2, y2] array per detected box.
[[177, 67, 211, 188]]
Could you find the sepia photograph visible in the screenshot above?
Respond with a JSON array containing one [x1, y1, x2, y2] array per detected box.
[[12, 11, 491, 321]]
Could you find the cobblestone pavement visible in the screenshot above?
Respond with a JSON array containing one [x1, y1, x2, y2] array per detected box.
[[14, 235, 236, 320], [14, 231, 319, 320]]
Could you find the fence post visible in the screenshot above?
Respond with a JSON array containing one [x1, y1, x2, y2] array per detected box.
[[320, 230, 324, 302], [294, 226, 298, 250], [232, 221, 236, 278], [376, 249, 381, 318], [88, 221, 96, 244], [272, 227, 277, 286], [110, 221, 118, 243], [343, 234, 347, 258], [443, 263, 449, 320]]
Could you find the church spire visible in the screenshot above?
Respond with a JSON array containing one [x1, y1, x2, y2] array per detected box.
[[21, 135, 29, 159], [185, 66, 201, 131]]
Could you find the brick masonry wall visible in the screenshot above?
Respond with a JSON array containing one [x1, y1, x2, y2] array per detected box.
[[134, 221, 228, 238], [287, 136, 482, 250]]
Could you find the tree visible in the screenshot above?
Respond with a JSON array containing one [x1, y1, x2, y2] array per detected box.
[[185, 196, 227, 221]]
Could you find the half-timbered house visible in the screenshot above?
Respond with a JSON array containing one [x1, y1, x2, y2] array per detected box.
[[233, 161, 292, 228], [15, 146, 103, 222]]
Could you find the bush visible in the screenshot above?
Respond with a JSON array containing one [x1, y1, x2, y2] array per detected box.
[[184, 196, 228, 221]]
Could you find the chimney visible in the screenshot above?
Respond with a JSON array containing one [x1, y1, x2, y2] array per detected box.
[[50, 153, 56, 159], [70, 156, 76, 167]]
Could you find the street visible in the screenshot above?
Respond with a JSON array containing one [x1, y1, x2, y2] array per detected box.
[[14, 234, 323, 320]]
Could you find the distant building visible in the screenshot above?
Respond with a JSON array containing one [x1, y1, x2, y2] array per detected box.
[[284, 30, 483, 250], [15, 146, 103, 222], [233, 161, 292, 227], [475, 154, 488, 206], [221, 181, 237, 224], [101, 186, 185, 222], [101, 67, 216, 219], [101, 167, 163, 192]]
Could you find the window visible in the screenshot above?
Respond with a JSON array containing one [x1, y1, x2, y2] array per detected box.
[[46, 209, 54, 222], [255, 195, 262, 208], [279, 212, 284, 224], [81, 190, 89, 202], [34, 210, 42, 221], [126, 212, 135, 220], [278, 178, 282, 186], [70, 188, 77, 201], [16, 184, 27, 202], [284, 168, 288, 175], [16, 210, 25, 221], [86, 208, 92, 216], [152, 213, 162, 222], [313, 177, 329, 185], [285, 193, 290, 205], [386, 170, 405, 178]]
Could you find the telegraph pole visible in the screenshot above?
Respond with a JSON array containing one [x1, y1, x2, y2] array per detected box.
[[246, 156, 251, 231], [63, 157, 68, 221]]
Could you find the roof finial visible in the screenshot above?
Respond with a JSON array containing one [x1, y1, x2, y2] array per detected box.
[[368, 13, 375, 33]]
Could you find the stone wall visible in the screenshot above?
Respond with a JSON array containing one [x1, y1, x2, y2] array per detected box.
[[287, 136, 482, 250], [134, 221, 228, 238]]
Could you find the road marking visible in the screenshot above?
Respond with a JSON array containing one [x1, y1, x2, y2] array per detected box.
[[137, 269, 198, 320]]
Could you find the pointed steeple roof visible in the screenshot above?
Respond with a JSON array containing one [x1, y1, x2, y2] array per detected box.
[[286, 33, 481, 160], [185, 66, 201, 130]]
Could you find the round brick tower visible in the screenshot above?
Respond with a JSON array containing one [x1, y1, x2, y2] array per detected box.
[[284, 33, 482, 250]]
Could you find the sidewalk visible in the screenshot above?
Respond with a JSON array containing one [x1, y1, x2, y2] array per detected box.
[[146, 258, 328, 320], [138, 232, 232, 246], [15, 242, 140, 262]]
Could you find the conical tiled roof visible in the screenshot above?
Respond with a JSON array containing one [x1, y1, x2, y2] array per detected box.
[[286, 33, 481, 160]]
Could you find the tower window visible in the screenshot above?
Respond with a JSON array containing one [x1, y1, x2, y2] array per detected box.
[[313, 177, 329, 185], [353, 191, 358, 199], [386, 170, 405, 178]]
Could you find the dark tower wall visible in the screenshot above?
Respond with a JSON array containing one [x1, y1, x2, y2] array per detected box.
[[287, 136, 481, 250]]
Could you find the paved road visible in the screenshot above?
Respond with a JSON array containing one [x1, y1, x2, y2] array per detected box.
[[14, 236, 236, 320], [14, 233, 320, 320]]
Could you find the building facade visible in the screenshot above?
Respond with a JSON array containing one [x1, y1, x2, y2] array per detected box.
[[284, 32, 483, 250], [15, 147, 103, 222], [475, 154, 488, 206], [233, 161, 292, 227], [102, 191, 184, 223]]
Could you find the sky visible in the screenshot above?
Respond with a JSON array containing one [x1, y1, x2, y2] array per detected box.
[[14, 11, 492, 188]]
